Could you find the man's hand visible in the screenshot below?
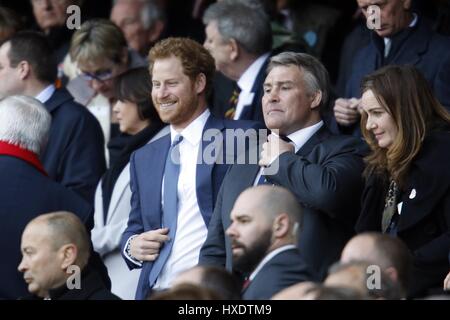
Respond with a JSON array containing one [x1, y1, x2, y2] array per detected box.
[[130, 228, 169, 262], [258, 134, 294, 167], [334, 98, 361, 126]]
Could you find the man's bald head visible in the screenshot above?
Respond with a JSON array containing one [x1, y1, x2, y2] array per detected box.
[[340, 232, 412, 296], [237, 185, 303, 230], [226, 185, 303, 273], [30, 211, 90, 267]]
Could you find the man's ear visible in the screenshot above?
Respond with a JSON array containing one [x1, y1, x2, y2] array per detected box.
[[229, 38, 239, 61], [195, 73, 207, 95], [384, 266, 399, 283], [310, 91, 322, 110], [17, 61, 31, 80], [59, 244, 78, 270], [272, 213, 290, 238]]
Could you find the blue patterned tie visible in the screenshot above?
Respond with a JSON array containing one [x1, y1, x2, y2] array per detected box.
[[148, 135, 183, 287]]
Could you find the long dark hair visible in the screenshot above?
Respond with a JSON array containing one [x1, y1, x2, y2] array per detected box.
[[360, 65, 450, 188], [115, 67, 161, 122]]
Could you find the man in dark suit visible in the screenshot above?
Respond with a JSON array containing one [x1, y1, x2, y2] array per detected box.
[[0, 95, 108, 299], [199, 52, 368, 280], [18, 212, 119, 300], [120, 37, 261, 300], [226, 185, 318, 300], [332, 0, 450, 136], [203, 1, 272, 124], [0, 31, 106, 204]]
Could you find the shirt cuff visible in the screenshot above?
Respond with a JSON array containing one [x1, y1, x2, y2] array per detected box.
[[123, 235, 143, 267]]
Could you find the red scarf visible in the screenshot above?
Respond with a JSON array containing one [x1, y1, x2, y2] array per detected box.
[[0, 141, 48, 176]]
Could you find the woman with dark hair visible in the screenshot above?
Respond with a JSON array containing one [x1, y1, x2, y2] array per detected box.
[[92, 67, 167, 299], [356, 65, 450, 298]]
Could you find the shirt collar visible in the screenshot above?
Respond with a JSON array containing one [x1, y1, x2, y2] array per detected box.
[[237, 53, 270, 93], [35, 84, 56, 104], [409, 13, 418, 27], [169, 109, 210, 146], [0, 141, 48, 176], [286, 121, 323, 153], [249, 244, 297, 281]]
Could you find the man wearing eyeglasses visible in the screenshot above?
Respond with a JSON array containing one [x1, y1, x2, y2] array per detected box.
[[68, 19, 147, 154]]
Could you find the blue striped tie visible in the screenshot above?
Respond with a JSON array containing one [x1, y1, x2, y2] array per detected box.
[[148, 135, 183, 287]]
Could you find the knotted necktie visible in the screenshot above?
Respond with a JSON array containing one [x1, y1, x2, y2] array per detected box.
[[148, 135, 183, 286], [225, 83, 241, 119]]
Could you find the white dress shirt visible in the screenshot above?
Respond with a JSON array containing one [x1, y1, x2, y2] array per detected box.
[[254, 121, 323, 185], [35, 84, 56, 104], [154, 109, 211, 289], [234, 53, 270, 120]]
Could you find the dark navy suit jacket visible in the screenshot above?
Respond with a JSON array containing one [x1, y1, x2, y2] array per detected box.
[[199, 125, 368, 279], [120, 115, 262, 300], [0, 156, 108, 299], [332, 18, 450, 136], [41, 88, 106, 204], [243, 248, 318, 300]]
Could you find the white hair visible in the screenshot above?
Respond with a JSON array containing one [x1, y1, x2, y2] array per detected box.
[[112, 0, 165, 29], [0, 95, 51, 154]]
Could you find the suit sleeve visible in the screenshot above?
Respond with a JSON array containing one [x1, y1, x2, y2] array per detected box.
[[120, 152, 144, 269], [433, 53, 450, 110], [59, 110, 106, 205], [266, 140, 366, 220], [198, 179, 227, 268]]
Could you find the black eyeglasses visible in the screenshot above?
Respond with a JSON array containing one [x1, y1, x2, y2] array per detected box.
[[81, 69, 114, 82]]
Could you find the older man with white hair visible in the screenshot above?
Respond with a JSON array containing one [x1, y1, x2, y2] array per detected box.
[[0, 95, 109, 299]]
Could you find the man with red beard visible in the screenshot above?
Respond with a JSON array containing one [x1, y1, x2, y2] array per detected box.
[[226, 185, 317, 300], [120, 37, 261, 300]]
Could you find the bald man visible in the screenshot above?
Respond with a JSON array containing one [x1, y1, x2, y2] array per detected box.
[[18, 212, 119, 300], [172, 265, 241, 300], [340, 232, 412, 298], [324, 261, 402, 300], [225, 185, 318, 300]]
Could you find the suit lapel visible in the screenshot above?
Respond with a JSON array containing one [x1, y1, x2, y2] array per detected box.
[[143, 135, 171, 228], [391, 20, 429, 67], [196, 115, 225, 225], [296, 125, 331, 156], [44, 88, 73, 113]]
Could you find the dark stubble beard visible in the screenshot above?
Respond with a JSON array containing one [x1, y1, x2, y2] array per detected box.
[[232, 229, 272, 273]]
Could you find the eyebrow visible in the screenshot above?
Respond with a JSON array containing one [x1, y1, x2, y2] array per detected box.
[[263, 80, 296, 87], [365, 106, 384, 112]]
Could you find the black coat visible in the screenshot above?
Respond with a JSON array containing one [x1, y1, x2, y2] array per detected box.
[[0, 156, 109, 299], [199, 125, 368, 279], [42, 88, 106, 205], [48, 267, 120, 300], [357, 130, 450, 297], [243, 248, 318, 300], [21, 267, 120, 300]]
